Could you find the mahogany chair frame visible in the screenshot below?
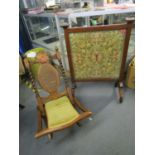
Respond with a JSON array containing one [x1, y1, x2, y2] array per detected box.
[[64, 18, 134, 103], [27, 53, 92, 139]]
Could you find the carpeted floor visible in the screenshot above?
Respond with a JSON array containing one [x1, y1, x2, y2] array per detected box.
[[19, 81, 135, 155], [19, 29, 135, 155]]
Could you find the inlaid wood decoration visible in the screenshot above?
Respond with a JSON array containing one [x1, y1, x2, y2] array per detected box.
[[64, 19, 134, 102]]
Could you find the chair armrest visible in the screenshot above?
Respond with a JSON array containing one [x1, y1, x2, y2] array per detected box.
[[35, 111, 92, 139]]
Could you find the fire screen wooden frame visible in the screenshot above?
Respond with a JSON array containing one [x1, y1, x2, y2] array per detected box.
[[64, 19, 134, 103]]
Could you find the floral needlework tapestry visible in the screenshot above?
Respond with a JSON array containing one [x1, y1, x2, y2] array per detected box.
[[69, 30, 126, 80]]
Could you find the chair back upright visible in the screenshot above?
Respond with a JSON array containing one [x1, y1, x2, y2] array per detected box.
[[37, 63, 60, 96]]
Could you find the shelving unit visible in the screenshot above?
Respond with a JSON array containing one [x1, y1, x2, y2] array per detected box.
[[22, 3, 135, 70], [68, 5, 135, 27], [23, 12, 68, 69]]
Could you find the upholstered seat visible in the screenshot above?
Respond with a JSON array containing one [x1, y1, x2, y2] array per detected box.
[[45, 96, 80, 128]]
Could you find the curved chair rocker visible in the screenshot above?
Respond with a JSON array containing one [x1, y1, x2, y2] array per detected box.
[[26, 51, 92, 139]]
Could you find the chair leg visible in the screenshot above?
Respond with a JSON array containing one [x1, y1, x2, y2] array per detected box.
[[72, 88, 75, 97], [76, 122, 82, 127], [88, 117, 93, 121], [74, 84, 77, 89], [72, 82, 77, 97], [118, 82, 124, 103], [114, 81, 118, 87], [119, 96, 123, 103], [48, 133, 53, 140], [42, 116, 53, 140], [37, 111, 43, 131]]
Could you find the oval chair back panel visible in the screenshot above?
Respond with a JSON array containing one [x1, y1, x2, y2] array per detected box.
[[37, 63, 60, 94]]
